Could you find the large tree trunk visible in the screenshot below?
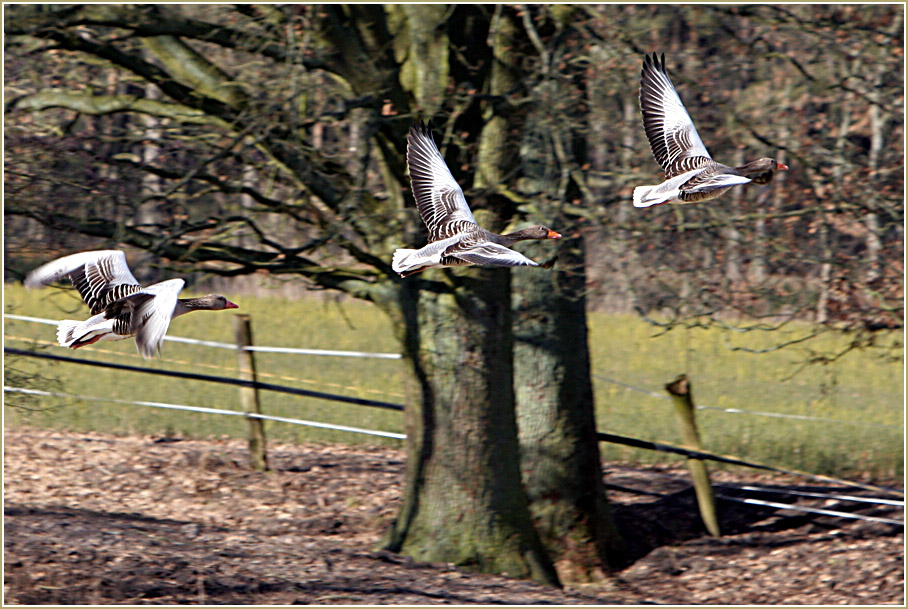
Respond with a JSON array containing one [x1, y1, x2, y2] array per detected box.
[[510, 105, 625, 579], [512, 233, 625, 580], [509, 8, 624, 577], [380, 273, 560, 587], [378, 7, 561, 586]]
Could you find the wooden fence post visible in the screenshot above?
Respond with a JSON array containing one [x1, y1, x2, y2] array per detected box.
[[665, 374, 720, 536], [234, 314, 268, 471]]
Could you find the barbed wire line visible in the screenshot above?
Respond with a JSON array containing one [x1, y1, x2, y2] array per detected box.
[[4, 347, 405, 412], [597, 432, 903, 498]]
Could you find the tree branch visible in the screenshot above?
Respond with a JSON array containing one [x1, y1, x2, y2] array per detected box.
[[6, 205, 381, 293], [5, 89, 231, 128], [4, 4, 322, 69], [141, 35, 248, 108]]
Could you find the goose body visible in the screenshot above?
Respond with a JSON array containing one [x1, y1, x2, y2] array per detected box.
[[634, 53, 788, 208], [392, 122, 561, 278], [25, 250, 238, 358]]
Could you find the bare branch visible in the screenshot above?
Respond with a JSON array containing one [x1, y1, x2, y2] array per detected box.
[[5, 89, 231, 128]]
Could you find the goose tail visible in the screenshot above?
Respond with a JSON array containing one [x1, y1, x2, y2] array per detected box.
[[392, 248, 418, 275], [56, 314, 117, 349], [56, 320, 84, 348], [633, 185, 670, 208]]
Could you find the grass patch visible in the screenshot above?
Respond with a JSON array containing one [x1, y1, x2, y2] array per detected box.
[[4, 283, 903, 479], [4, 284, 406, 447], [588, 310, 903, 479]]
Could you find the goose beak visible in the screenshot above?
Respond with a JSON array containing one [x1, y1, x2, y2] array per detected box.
[[225, 300, 239, 309], [777, 163, 789, 171], [547, 229, 562, 239]]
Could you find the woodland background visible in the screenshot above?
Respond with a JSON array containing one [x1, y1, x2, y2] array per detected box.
[[3, 2, 904, 589], [5, 4, 903, 341]]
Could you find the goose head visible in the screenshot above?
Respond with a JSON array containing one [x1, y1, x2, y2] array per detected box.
[[741, 158, 789, 185], [504, 226, 563, 241], [180, 294, 239, 311]]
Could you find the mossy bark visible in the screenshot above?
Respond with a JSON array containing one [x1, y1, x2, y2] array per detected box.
[[380, 271, 560, 587], [512, 235, 625, 579], [376, 6, 560, 586], [506, 9, 626, 573], [390, 5, 450, 117]]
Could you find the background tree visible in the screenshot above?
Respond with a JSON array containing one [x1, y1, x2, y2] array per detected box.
[[4, 1, 903, 585], [4, 3, 622, 585], [505, 6, 625, 576], [578, 4, 903, 355]]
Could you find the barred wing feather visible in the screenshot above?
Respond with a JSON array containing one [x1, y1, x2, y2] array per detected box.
[[407, 123, 477, 240], [25, 250, 142, 315], [452, 243, 539, 268], [640, 53, 713, 177], [683, 172, 752, 194]]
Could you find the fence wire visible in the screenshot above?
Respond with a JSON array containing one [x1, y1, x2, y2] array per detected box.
[[7, 385, 901, 527], [5, 316, 902, 510], [4, 314, 401, 359], [4, 347, 404, 411], [7, 313, 896, 428], [4, 386, 405, 440], [592, 373, 900, 428]]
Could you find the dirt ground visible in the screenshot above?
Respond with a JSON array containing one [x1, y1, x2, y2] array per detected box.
[[3, 426, 904, 605]]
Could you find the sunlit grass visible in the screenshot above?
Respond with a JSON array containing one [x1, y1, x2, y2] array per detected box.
[[4, 283, 406, 447], [4, 282, 903, 478], [588, 310, 904, 478]]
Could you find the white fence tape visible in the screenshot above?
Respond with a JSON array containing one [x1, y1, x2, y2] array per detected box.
[[715, 493, 903, 526], [4, 386, 405, 441], [734, 484, 904, 507], [5, 314, 895, 426], [4, 313, 402, 359], [4, 314, 57, 326], [243, 345, 401, 359]]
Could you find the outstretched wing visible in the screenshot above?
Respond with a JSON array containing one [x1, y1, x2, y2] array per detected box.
[[407, 122, 478, 241], [128, 278, 185, 359], [682, 172, 751, 194], [449, 242, 539, 268], [25, 250, 142, 315], [640, 53, 713, 177]]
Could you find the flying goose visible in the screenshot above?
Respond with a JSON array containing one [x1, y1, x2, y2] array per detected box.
[[634, 53, 788, 208], [392, 122, 561, 278], [25, 250, 238, 358]]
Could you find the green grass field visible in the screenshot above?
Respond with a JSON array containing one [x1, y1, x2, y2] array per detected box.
[[4, 282, 903, 479]]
